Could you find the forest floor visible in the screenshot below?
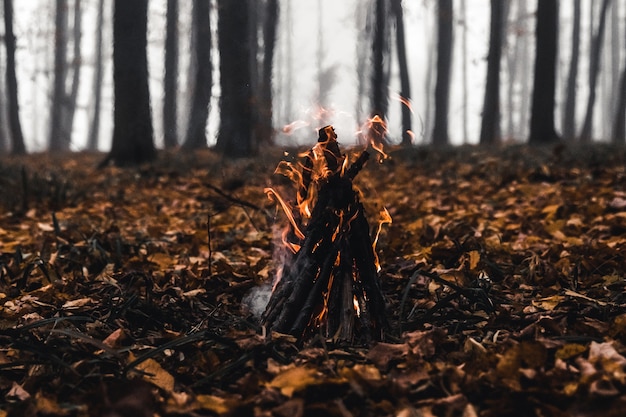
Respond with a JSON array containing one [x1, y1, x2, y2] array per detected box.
[[1, 143, 626, 416]]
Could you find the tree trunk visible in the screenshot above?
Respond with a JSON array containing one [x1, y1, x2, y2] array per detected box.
[[3, 0, 25, 155], [432, 0, 453, 147], [612, 11, 626, 145], [578, 0, 611, 143], [562, 0, 580, 141], [87, 0, 104, 151], [215, 0, 255, 158], [49, 0, 69, 151], [371, 0, 389, 121], [528, 0, 559, 145], [63, 0, 81, 148], [163, 0, 179, 149], [391, 0, 412, 146], [479, 0, 504, 145], [182, 0, 211, 151], [258, 0, 278, 145], [104, 0, 155, 166]]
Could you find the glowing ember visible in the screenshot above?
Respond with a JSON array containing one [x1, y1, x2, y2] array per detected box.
[[372, 207, 392, 273]]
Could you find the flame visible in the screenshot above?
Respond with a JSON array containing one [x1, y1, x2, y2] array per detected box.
[[395, 93, 415, 114], [264, 187, 305, 241], [282, 120, 309, 135], [406, 129, 416, 143], [356, 115, 389, 161], [372, 207, 392, 272], [353, 295, 361, 317]]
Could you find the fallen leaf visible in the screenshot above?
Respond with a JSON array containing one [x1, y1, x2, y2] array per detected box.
[[268, 366, 320, 397]]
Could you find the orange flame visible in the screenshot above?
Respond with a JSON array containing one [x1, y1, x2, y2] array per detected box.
[[356, 115, 389, 160], [264, 187, 305, 241], [395, 93, 415, 114], [372, 207, 392, 272]]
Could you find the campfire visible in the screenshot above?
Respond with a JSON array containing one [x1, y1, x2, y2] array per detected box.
[[262, 124, 389, 345]]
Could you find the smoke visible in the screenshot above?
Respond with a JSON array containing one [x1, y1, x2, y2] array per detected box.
[[242, 282, 273, 319]]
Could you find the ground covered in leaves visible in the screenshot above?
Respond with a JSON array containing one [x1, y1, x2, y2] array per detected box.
[[1, 144, 626, 416]]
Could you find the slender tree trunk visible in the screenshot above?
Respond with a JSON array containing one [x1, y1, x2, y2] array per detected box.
[[612, 11, 626, 144], [104, 0, 155, 166], [578, 0, 611, 142], [182, 0, 211, 151], [562, 0, 580, 141], [391, 0, 412, 145], [163, 0, 179, 149], [49, 0, 69, 151], [371, 0, 388, 120], [432, 0, 453, 147], [479, 0, 504, 145], [3, 0, 25, 155], [518, 0, 531, 140], [63, 0, 81, 147], [215, 0, 254, 157], [460, 0, 468, 143], [0, 44, 7, 152], [258, 0, 278, 145], [529, 0, 559, 144], [87, 0, 104, 151]]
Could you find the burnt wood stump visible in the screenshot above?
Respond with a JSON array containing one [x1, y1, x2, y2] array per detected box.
[[262, 126, 388, 344]]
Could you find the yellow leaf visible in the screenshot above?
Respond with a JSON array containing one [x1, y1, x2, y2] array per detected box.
[[268, 366, 320, 397], [468, 250, 480, 270], [195, 394, 232, 415], [555, 343, 587, 360], [532, 295, 563, 311], [131, 356, 175, 393]]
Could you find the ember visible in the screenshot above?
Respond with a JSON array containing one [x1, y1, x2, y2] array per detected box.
[[262, 125, 388, 344]]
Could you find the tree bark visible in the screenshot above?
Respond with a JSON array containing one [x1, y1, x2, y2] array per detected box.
[[578, 0, 611, 143], [182, 0, 211, 151], [371, 0, 389, 121], [104, 0, 155, 166], [562, 0, 580, 141], [258, 0, 278, 145], [163, 0, 179, 149], [479, 0, 504, 145], [432, 0, 453, 147], [215, 0, 255, 158], [528, 0, 559, 145], [3, 0, 25, 155], [391, 0, 412, 146], [49, 0, 69, 151], [87, 0, 104, 151], [63, 0, 81, 148]]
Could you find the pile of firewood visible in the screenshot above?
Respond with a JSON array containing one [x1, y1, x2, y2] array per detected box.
[[262, 126, 387, 344]]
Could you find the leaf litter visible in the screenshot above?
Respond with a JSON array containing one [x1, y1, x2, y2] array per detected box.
[[0, 145, 625, 416]]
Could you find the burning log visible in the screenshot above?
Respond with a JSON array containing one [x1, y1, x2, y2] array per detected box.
[[262, 126, 388, 344]]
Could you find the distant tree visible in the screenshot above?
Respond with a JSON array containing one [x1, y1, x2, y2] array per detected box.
[[391, 0, 412, 145], [182, 0, 211, 151], [562, 0, 581, 141], [87, 0, 104, 151], [479, 0, 505, 145], [215, 0, 255, 157], [371, 0, 389, 121], [258, 0, 278, 144], [3, 0, 25, 154], [578, 0, 611, 143], [529, 0, 559, 144], [612, 9, 626, 144], [65, 0, 81, 141], [432, 0, 453, 146], [49, 0, 69, 151], [103, 0, 155, 166], [163, 0, 179, 149]]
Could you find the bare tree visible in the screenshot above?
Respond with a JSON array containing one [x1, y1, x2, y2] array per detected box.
[[3, 0, 25, 154], [578, 0, 611, 143], [64, 0, 81, 146], [371, 0, 389, 121], [182, 0, 211, 151], [215, 0, 255, 157], [87, 0, 104, 151], [163, 0, 179, 149], [432, 0, 453, 146], [562, 0, 581, 141], [529, 0, 559, 144], [612, 6, 626, 144], [103, 0, 155, 166], [391, 0, 412, 145], [258, 0, 279, 144], [479, 0, 505, 145], [49, 0, 69, 151]]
